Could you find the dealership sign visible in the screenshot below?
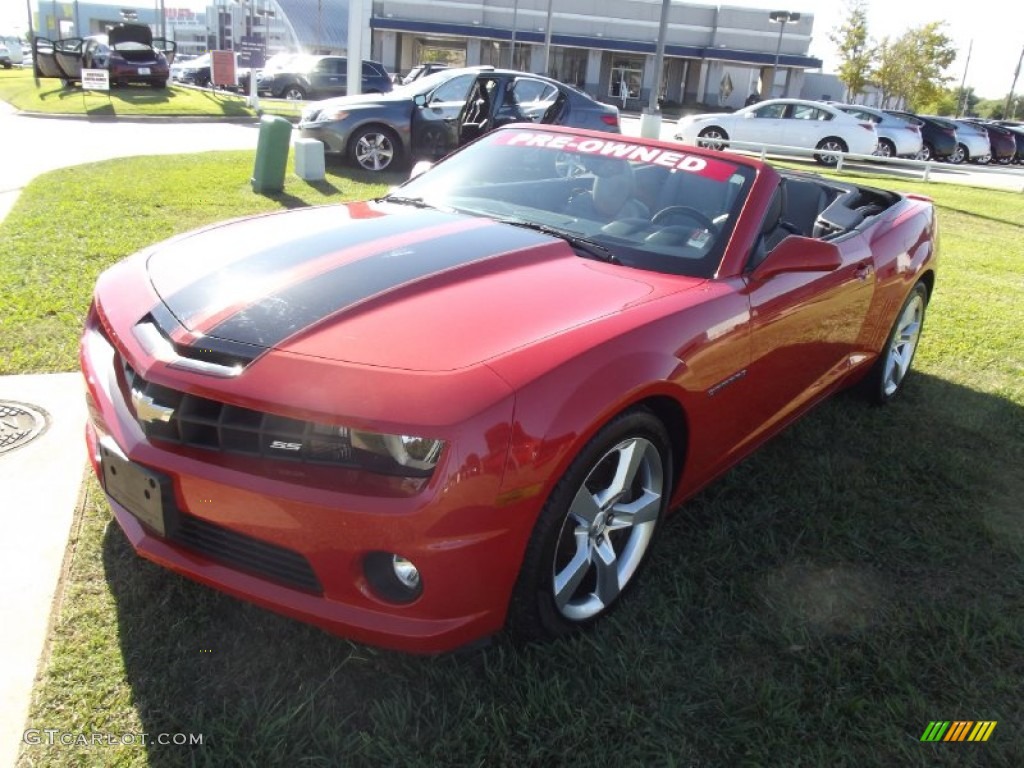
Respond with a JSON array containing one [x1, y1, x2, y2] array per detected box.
[[81, 69, 109, 91]]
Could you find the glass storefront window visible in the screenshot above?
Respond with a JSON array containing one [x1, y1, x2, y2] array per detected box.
[[610, 57, 643, 100]]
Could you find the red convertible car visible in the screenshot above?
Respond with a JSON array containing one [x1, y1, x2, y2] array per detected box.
[[80, 126, 937, 653]]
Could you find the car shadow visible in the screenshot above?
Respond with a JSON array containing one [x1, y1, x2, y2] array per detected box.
[[99, 370, 1023, 763]]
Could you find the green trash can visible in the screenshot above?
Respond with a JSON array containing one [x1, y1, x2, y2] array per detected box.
[[251, 115, 293, 193]]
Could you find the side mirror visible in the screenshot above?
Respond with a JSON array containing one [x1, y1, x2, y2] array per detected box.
[[409, 160, 433, 180], [751, 236, 843, 282], [413, 94, 427, 107]]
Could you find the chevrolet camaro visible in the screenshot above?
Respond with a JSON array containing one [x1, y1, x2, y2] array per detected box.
[[81, 125, 938, 653]]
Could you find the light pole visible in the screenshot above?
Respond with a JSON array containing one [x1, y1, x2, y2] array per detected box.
[[541, 0, 553, 76], [768, 10, 799, 98], [1004, 44, 1023, 119], [509, 0, 518, 69]]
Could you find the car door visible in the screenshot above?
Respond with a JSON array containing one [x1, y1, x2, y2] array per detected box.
[[784, 103, 833, 150], [742, 189, 877, 444], [501, 77, 558, 125], [33, 37, 82, 82], [736, 102, 788, 148], [153, 37, 176, 67], [410, 72, 477, 160], [309, 58, 343, 98]]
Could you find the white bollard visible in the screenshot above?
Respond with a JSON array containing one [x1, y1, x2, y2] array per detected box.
[[294, 138, 326, 182]]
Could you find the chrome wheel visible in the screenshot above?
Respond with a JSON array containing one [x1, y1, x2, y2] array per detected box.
[[697, 127, 728, 151], [284, 86, 306, 101], [351, 129, 397, 172], [916, 143, 933, 161], [881, 291, 925, 397], [551, 436, 664, 621], [951, 143, 967, 164], [874, 138, 895, 157]]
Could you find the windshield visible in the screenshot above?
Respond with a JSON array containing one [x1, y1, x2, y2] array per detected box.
[[390, 127, 755, 279]]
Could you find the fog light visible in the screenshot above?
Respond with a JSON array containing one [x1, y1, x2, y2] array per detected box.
[[391, 555, 420, 590], [364, 551, 423, 604]]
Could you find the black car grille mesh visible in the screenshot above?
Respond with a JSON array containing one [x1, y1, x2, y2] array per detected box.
[[172, 514, 322, 594], [122, 360, 359, 467]]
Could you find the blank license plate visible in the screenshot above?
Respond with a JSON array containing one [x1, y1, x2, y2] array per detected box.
[[138, 67, 151, 75], [100, 439, 174, 537]]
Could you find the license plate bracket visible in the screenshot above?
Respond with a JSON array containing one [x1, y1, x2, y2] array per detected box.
[[100, 440, 178, 538]]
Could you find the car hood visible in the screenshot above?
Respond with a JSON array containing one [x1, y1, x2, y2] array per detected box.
[[679, 111, 730, 125], [144, 204, 687, 372], [109, 23, 153, 47]]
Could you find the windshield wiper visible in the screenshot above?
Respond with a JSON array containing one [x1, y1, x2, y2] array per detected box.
[[499, 220, 620, 264], [381, 195, 435, 209]]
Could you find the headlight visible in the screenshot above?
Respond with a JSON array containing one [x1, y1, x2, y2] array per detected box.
[[318, 108, 349, 122], [352, 431, 444, 472], [308, 423, 444, 475]]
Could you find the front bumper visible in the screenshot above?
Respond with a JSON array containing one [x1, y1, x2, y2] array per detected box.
[[80, 310, 533, 654], [298, 122, 349, 154]]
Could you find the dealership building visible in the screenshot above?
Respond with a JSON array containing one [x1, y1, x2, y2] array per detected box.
[[33, 0, 822, 110]]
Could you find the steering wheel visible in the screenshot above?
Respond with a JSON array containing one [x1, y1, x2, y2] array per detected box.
[[651, 206, 716, 231]]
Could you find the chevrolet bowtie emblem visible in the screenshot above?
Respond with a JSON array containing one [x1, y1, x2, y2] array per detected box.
[[131, 388, 174, 424]]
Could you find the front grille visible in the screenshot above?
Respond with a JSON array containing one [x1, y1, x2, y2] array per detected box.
[[122, 360, 360, 468], [172, 514, 322, 594]]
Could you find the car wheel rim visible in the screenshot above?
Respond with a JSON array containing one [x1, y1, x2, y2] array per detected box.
[[286, 88, 303, 100], [699, 130, 724, 150], [818, 141, 843, 164], [355, 133, 394, 171], [878, 141, 893, 157], [952, 145, 965, 164], [551, 437, 663, 621], [883, 293, 924, 397]]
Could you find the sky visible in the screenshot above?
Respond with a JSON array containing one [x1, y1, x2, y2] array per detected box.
[[2, 0, 1020, 99]]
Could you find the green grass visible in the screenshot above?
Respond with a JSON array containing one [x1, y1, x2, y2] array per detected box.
[[8, 156, 1024, 766], [0, 66, 303, 119]]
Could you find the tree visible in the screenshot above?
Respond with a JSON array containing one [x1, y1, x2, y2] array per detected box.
[[829, 0, 873, 101], [871, 22, 957, 110]]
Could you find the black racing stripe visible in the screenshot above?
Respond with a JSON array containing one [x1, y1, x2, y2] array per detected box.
[[204, 221, 552, 349], [159, 212, 428, 327]]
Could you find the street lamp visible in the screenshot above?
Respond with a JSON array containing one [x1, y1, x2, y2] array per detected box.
[[768, 10, 800, 98]]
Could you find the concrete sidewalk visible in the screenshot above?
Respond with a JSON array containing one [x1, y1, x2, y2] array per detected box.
[[0, 374, 88, 768]]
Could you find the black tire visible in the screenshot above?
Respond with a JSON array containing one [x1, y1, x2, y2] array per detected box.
[[815, 137, 847, 166], [697, 126, 729, 151], [348, 125, 402, 172], [282, 84, 306, 101], [507, 408, 672, 642], [951, 143, 967, 164], [861, 282, 929, 404], [916, 143, 934, 161], [875, 138, 896, 158]]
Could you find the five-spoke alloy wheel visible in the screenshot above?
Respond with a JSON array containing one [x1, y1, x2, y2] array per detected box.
[[508, 409, 671, 640], [862, 282, 929, 404]]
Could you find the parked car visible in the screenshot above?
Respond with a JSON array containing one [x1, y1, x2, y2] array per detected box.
[[960, 119, 1017, 165], [173, 54, 209, 86], [33, 24, 176, 88], [81, 124, 938, 653], [0, 43, 12, 69], [831, 103, 922, 158], [882, 111, 957, 161], [934, 117, 990, 165], [259, 55, 392, 100], [299, 67, 620, 172], [401, 62, 449, 84], [991, 120, 1024, 164], [674, 98, 878, 166]]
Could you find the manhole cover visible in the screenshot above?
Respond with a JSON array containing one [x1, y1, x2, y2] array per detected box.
[[0, 401, 50, 456]]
